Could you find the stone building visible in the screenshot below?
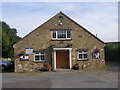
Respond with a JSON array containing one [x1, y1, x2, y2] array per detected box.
[[13, 12, 105, 72]]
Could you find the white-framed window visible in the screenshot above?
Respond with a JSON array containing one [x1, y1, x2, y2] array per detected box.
[[78, 50, 88, 60], [34, 52, 46, 62], [52, 30, 71, 40]]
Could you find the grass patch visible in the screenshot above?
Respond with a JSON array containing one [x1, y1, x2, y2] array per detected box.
[[81, 65, 112, 72], [1, 71, 43, 74], [17, 72, 43, 74], [0, 71, 15, 74], [104, 65, 112, 69]]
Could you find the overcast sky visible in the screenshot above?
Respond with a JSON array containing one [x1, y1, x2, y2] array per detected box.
[[1, 2, 118, 42]]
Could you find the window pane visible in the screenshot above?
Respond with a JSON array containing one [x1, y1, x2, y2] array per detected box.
[[84, 51, 87, 53], [35, 53, 39, 54], [35, 55, 40, 61], [78, 50, 88, 60], [57, 31, 66, 38], [52, 30, 71, 39], [79, 51, 82, 53], [67, 31, 71, 38], [41, 55, 45, 60], [79, 54, 82, 59], [40, 52, 45, 54], [62, 31, 66, 38], [53, 31, 56, 38], [57, 31, 60, 38], [84, 54, 88, 59]]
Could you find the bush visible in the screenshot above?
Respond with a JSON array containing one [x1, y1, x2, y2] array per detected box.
[[72, 63, 79, 70], [44, 63, 51, 69], [39, 67, 49, 72], [39, 63, 51, 72], [105, 43, 119, 61]]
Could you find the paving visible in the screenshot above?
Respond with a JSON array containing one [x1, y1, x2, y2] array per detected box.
[[1, 61, 119, 88]]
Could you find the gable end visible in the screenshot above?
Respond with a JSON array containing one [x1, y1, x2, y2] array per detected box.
[[59, 12, 104, 44], [14, 11, 104, 47]]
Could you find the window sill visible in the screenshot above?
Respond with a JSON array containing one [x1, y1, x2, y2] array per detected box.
[[34, 60, 46, 63], [77, 59, 89, 61], [51, 39, 72, 41]]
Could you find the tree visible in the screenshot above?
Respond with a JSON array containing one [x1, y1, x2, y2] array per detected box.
[[1, 21, 21, 58], [105, 42, 119, 61], [2, 31, 10, 57]]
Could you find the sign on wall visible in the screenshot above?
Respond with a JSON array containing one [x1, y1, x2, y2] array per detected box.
[[92, 52, 100, 59], [25, 48, 33, 54], [92, 48, 100, 59], [20, 55, 29, 61]]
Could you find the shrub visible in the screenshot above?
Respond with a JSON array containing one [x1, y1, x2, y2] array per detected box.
[[39, 67, 49, 72], [39, 63, 51, 72], [44, 63, 51, 69], [72, 63, 79, 70]]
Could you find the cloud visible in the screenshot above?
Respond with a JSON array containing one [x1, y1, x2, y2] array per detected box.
[[67, 2, 118, 42], [2, 2, 118, 42], [3, 12, 53, 37], [0, 3, 2, 20], [73, 11, 118, 42], [54, 3, 77, 11], [1, 0, 119, 2]]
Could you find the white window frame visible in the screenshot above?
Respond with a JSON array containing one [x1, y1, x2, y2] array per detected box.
[[77, 50, 88, 60], [34, 52, 46, 62], [51, 30, 71, 40]]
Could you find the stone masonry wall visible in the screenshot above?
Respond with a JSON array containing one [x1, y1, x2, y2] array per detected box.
[[14, 12, 105, 72]]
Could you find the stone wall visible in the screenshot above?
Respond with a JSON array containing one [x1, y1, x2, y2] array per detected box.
[[14, 12, 105, 72]]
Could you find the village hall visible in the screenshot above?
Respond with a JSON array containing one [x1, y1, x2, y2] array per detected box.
[[13, 12, 105, 72]]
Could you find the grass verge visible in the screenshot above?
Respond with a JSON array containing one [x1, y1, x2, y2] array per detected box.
[[1, 71, 43, 74], [80, 65, 112, 72]]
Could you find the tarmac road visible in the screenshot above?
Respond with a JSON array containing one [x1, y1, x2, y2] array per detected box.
[[2, 61, 119, 88]]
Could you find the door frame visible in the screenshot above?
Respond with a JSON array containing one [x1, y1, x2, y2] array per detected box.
[[53, 48, 72, 70]]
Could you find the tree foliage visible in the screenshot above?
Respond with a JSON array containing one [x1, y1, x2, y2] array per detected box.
[[105, 42, 119, 61], [1, 21, 21, 58]]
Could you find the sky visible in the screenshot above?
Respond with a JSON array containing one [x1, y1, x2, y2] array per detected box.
[[1, 1, 118, 42]]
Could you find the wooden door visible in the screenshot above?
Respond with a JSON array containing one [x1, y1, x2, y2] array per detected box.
[[56, 50, 69, 68]]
